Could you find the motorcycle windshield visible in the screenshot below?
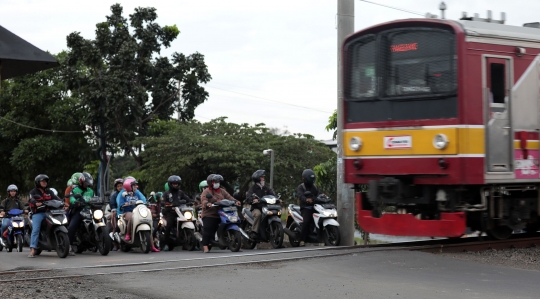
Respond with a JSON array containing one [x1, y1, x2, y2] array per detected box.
[[7, 209, 23, 216]]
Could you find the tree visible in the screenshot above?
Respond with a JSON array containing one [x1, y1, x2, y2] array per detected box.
[[137, 118, 336, 202], [325, 109, 337, 140], [0, 53, 93, 193], [64, 4, 211, 168]]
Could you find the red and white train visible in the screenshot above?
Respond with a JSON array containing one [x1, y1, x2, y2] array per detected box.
[[343, 13, 540, 239]]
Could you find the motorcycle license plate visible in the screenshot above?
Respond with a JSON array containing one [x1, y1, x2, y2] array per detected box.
[[11, 217, 24, 221], [51, 210, 65, 214]]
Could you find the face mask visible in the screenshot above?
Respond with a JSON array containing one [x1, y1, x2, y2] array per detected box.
[[259, 181, 265, 187], [213, 183, 220, 189]]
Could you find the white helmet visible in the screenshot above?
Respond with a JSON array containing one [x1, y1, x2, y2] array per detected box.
[[50, 188, 58, 196]]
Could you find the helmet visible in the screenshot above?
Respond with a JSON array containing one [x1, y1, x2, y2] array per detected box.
[[34, 174, 50, 188], [123, 178, 137, 192], [7, 184, 18, 193], [67, 179, 74, 187], [71, 172, 82, 183], [78, 172, 94, 188], [167, 175, 182, 190], [212, 174, 224, 183], [113, 178, 124, 188], [50, 188, 58, 196], [198, 180, 208, 192], [206, 174, 216, 186], [302, 169, 316, 186], [156, 192, 163, 199], [252, 170, 265, 183], [124, 176, 135, 180], [164, 182, 169, 192]]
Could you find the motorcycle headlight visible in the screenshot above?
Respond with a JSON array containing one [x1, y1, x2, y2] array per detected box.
[[228, 216, 238, 223], [184, 211, 193, 220], [62, 217, 68, 224], [158, 219, 164, 226], [93, 210, 104, 220], [12, 222, 20, 228], [51, 217, 61, 225], [139, 207, 148, 218]]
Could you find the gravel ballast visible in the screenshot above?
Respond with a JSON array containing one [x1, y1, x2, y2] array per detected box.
[[444, 247, 540, 271]]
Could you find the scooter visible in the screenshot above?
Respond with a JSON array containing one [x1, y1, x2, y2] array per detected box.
[[284, 192, 341, 247], [158, 200, 197, 251], [117, 200, 153, 253], [71, 196, 111, 255], [1, 208, 26, 252], [242, 194, 284, 249], [204, 195, 249, 252], [28, 198, 70, 258]]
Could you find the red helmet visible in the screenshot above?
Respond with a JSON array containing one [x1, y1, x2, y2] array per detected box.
[[123, 178, 137, 192]]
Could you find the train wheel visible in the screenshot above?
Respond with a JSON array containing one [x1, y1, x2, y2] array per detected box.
[[486, 226, 513, 240]]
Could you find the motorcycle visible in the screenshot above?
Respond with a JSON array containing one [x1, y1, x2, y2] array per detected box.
[[0, 208, 26, 252], [242, 194, 284, 249], [284, 192, 341, 247], [27, 197, 70, 258], [204, 195, 248, 252], [117, 199, 153, 253], [158, 200, 197, 251], [71, 196, 111, 255]]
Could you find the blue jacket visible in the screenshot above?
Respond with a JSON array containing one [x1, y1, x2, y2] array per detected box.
[[116, 189, 147, 214]]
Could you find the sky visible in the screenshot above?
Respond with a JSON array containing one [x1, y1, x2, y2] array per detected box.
[[2, 0, 540, 140]]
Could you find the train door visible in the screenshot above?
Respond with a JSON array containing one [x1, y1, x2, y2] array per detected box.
[[484, 56, 513, 172]]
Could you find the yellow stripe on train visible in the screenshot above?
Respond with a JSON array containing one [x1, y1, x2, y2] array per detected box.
[[343, 127, 485, 156]]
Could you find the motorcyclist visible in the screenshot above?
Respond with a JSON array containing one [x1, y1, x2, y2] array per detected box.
[[64, 173, 82, 212], [149, 192, 161, 240], [116, 178, 160, 252], [109, 178, 123, 251], [194, 180, 208, 206], [28, 174, 62, 258], [0, 185, 27, 244], [161, 175, 192, 251], [200, 174, 241, 253], [67, 172, 95, 255], [297, 169, 320, 246], [246, 170, 279, 239]]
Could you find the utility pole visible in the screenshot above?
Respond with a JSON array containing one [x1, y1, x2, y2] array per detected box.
[[337, 0, 355, 246]]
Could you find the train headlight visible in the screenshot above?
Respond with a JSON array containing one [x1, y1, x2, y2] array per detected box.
[[433, 134, 449, 150], [349, 137, 362, 151]]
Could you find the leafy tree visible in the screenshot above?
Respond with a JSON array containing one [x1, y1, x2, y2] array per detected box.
[[0, 53, 93, 193], [137, 118, 335, 202], [314, 158, 337, 200], [64, 3, 211, 167], [325, 109, 337, 140]]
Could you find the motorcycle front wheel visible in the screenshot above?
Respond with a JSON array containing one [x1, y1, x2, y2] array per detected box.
[[270, 222, 284, 249], [183, 229, 196, 251], [228, 230, 242, 252], [56, 231, 70, 258], [289, 223, 301, 247], [97, 228, 111, 256], [323, 225, 341, 246], [139, 231, 151, 254], [16, 235, 24, 252]]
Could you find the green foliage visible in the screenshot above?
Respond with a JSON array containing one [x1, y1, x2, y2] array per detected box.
[[83, 160, 100, 182], [64, 4, 211, 166], [0, 53, 93, 193], [313, 158, 337, 200], [325, 109, 337, 140], [138, 118, 335, 201], [110, 155, 138, 180]]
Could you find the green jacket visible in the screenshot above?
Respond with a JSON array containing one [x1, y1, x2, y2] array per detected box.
[[69, 186, 95, 205]]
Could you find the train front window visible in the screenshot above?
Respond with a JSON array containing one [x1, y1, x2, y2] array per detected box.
[[383, 29, 456, 98], [346, 36, 377, 100]]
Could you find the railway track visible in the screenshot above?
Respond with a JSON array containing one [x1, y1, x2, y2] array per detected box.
[[1, 234, 538, 283]]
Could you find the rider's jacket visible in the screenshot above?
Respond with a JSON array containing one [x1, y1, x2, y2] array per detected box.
[[116, 189, 146, 215], [161, 190, 192, 217], [0, 196, 24, 213], [297, 183, 320, 209], [69, 186, 95, 206], [29, 188, 61, 213], [246, 184, 275, 211]]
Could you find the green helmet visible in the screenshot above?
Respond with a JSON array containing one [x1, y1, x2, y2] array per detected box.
[[156, 192, 163, 199], [67, 179, 74, 187], [164, 182, 169, 192], [199, 180, 208, 192], [71, 172, 82, 183]]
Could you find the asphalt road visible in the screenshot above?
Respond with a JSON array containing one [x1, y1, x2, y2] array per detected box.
[[1, 247, 540, 298]]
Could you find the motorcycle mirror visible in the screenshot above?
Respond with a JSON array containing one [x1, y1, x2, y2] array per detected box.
[[205, 194, 213, 199]]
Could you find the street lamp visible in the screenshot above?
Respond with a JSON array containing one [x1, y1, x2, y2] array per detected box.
[[263, 149, 274, 189]]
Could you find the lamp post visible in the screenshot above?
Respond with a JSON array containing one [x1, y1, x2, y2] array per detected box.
[[263, 149, 274, 189]]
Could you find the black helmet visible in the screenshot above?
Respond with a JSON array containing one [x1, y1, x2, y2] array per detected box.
[[35, 174, 50, 188], [167, 175, 182, 190], [78, 172, 94, 188], [206, 174, 216, 186], [212, 174, 224, 183], [252, 170, 265, 183], [302, 169, 316, 186], [113, 178, 124, 188]]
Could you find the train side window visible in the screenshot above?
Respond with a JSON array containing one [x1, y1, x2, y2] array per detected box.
[[490, 63, 506, 104]]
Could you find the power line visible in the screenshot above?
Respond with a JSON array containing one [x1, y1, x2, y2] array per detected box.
[[207, 85, 333, 114], [0, 116, 84, 133], [358, 0, 425, 16]]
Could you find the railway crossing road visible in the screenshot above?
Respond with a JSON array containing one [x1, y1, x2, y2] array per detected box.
[[1, 246, 540, 298]]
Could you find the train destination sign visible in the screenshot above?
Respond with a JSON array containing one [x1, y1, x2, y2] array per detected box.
[[390, 42, 418, 53], [384, 136, 412, 149]]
